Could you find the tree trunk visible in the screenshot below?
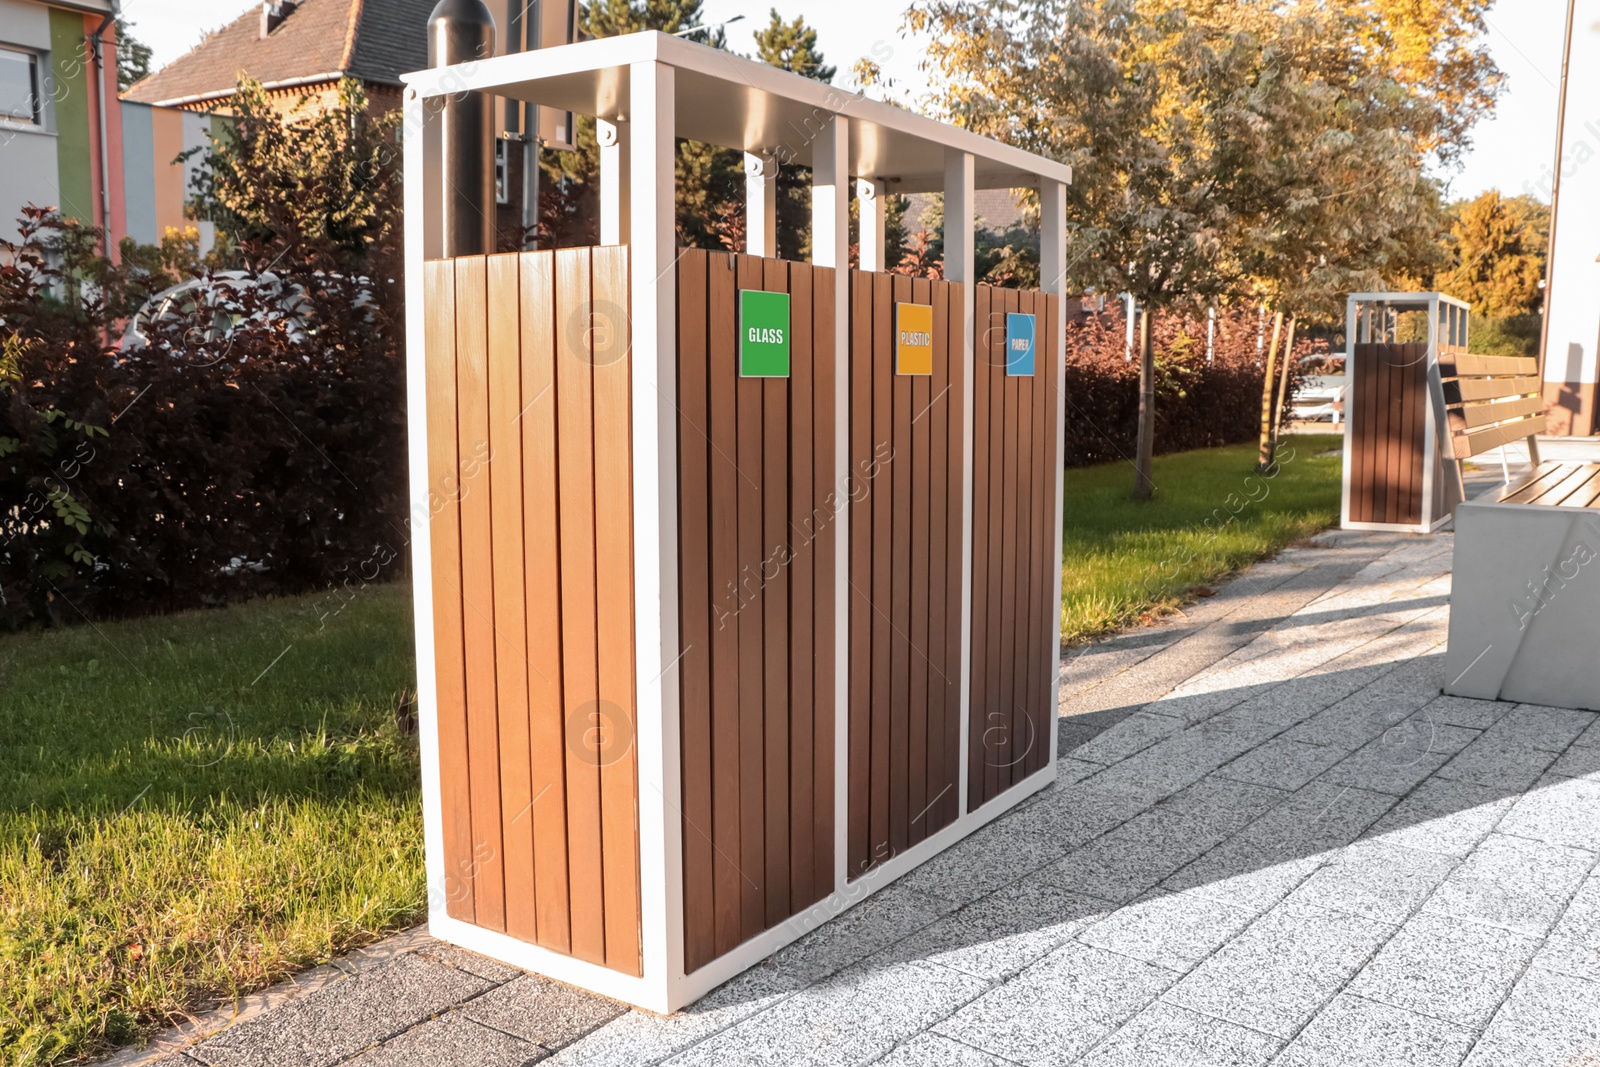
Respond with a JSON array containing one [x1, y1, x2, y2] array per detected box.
[[1133, 308, 1156, 500], [1256, 310, 1285, 472], [1267, 316, 1298, 466]]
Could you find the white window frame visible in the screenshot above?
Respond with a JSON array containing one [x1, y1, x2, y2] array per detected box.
[[0, 44, 43, 128]]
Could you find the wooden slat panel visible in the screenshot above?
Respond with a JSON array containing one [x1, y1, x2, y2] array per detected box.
[[1498, 463, 1573, 504], [1529, 464, 1600, 507], [942, 281, 964, 825], [760, 257, 791, 927], [706, 252, 744, 956], [1035, 293, 1061, 776], [967, 284, 992, 811], [1354, 344, 1374, 524], [888, 273, 913, 857], [1439, 352, 1538, 377], [554, 246, 605, 966], [677, 250, 714, 974], [997, 288, 1021, 789], [486, 253, 535, 944], [923, 277, 950, 835], [734, 254, 767, 939], [518, 251, 571, 955], [810, 264, 837, 902], [1383, 347, 1403, 523], [455, 256, 507, 932], [1018, 290, 1042, 784], [907, 276, 932, 845], [591, 245, 640, 975], [1447, 394, 1545, 432], [847, 269, 873, 879], [869, 269, 894, 866], [788, 262, 816, 911], [1562, 468, 1600, 509], [424, 260, 475, 924], [982, 291, 1007, 806], [1453, 414, 1546, 459], [1401, 348, 1421, 525], [1443, 375, 1542, 405]]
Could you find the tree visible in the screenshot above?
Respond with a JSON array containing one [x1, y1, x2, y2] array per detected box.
[[183, 78, 401, 274], [1438, 190, 1549, 320], [753, 10, 836, 259], [114, 17, 153, 93]]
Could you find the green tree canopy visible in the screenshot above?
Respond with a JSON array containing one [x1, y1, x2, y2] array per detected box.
[[1437, 190, 1549, 320]]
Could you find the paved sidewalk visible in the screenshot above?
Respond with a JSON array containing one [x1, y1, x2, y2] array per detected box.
[[137, 528, 1600, 1066]]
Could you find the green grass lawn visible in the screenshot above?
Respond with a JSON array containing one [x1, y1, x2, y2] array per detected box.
[[1059, 434, 1344, 642], [0, 435, 1344, 1065], [0, 585, 422, 1066]]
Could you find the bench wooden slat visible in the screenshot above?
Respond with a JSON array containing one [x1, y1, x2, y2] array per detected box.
[[1528, 464, 1600, 507], [1566, 471, 1600, 509], [1498, 462, 1579, 504], [1452, 413, 1547, 459], [1442, 375, 1542, 405], [1437, 353, 1539, 377], [1445, 394, 1545, 433]]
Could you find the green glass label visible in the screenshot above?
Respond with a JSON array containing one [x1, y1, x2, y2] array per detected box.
[[739, 289, 791, 378]]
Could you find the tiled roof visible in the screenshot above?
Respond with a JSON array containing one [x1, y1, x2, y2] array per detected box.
[[123, 0, 437, 106]]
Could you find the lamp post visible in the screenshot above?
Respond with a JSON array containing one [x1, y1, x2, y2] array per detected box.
[[428, 0, 497, 257]]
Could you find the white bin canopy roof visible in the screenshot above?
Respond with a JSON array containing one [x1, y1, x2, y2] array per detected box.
[[1348, 292, 1469, 312], [402, 30, 1074, 195]]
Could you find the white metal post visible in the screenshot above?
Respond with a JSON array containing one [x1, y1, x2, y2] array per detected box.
[[628, 59, 680, 1009], [1040, 178, 1068, 773], [746, 151, 778, 258], [811, 115, 852, 893], [857, 178, 886, 272], [944, 149, 976, 815], [599, 118, 630, 245], [1341, 295, 1357, 530]]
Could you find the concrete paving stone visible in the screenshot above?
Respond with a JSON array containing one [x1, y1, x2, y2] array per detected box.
[[344, 1011, 544, 1067], [1163, 897, 1394, 1038], [542, 963, 804, 1067], [1270, 993, 1478, 1067], [1422, 832, 1594, 938], [1492, 704, 1597, 753], [1433, 736, 1557, 792], [665, 958, 988, 1067], [184, 953, 496, 1067], [1460, 965, 1600, 1067], [1163, 782, 1397, 913], [1420, 693, 1512, 731], [1053, 807, 1242, 904], [1059, 715, 1117, 756], [1071, 710, 1187, 764], [874, 868, 1113, 981], [1075, 889, 1256, 974], [1318, 722, 1479, 796], [1092, 718, 1283, 802], [873, 1033, 1017, 1066], [1216, 737, 1346, 792], [1529, 866, 1600, 984], [1158, 775, 1288, 839], [1345, 911, 1540, 1029], [1497, 772, 1600, 852], [932, 942, 1178, 1067], [1550, 744, 1600, 779], [1575, 713, 1600, 748], [412, 942, 525, 984], [1056, 757, 1106, 786], [1532, 934, 1600, 984], [1288, 839, 1459, 926], [763, 881, 949, 984], [1284, 679, 1447, 753], [1358, 776, 1518, 858], [1075, 1001, 1281, 1067], [459, 975, 626, 1051]]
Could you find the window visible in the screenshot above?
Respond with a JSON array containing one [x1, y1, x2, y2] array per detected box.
[[494, 139, 509, 205], [0, 46, 40, 126]]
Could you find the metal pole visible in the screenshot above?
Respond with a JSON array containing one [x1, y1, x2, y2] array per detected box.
[[428, 0, 497, 257]]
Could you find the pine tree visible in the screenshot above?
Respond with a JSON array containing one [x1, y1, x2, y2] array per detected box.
[[753, 11, 835, 260]]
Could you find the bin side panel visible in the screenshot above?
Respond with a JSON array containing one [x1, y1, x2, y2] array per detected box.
[[1346, 343, 1431, 527], [676, 250, 836, 972], [425, 248, 641, 977]]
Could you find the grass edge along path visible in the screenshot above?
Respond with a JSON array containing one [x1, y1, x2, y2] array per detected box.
[[1058, 434, 1344, 644]]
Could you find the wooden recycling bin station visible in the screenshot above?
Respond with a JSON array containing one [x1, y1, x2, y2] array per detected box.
[[401, 30, 1074, 1012], [1340, 292, 1469, 533]]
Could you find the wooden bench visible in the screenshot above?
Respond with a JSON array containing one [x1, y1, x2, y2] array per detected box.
[[1439, 347, 1600, 710]]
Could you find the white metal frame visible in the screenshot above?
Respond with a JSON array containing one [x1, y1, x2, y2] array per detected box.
[[402, 30, 1074, 1014], [1340, 292, 1473, 534]]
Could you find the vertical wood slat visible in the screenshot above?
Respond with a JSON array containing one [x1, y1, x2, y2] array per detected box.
[[591, 246, 641, 975], [1033, 293, 1061, 777], [997, 288, 1021, 788], [1349, 343, 1432, 527], [486, 255, 534, 944], [455, 257, 507, 932], [847, 268, 874, 879], [888, 273, 914, 857], [788, 263, 817, 910], [734, 254, 767, 939], [982, 288, 1006, 806], [869, 270, 894, 868], [968, 284, 992, 811], [811, 266, 837, 905], [761, 258, 792, 927], [907, 277, 932, 846], [678, 251, 715, 974], [554, 247, 606, 966], [925, 278, 951, 833], [424, 261, 475, 924], [518, 251, 572, 955], [707, 253, 744, 958], [427, 249, 640, 975], [942, 281, 965, 825]]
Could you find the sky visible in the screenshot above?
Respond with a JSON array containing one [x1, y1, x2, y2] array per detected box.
[[123, 0, 1570, 204]]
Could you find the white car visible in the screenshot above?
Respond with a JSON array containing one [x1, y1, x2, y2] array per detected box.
[[119, 270, 376, 355], [1293, 373, 1346, 424]]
